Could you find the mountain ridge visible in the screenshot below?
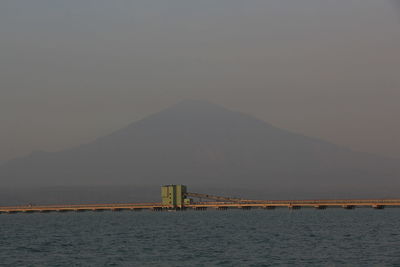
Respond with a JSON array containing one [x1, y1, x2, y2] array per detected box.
[[1, 100, 399, 198]]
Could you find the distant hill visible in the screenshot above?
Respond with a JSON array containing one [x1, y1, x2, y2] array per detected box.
[[1, 100, 399, 200]]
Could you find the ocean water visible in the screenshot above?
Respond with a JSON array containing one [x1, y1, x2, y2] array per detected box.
[[1, 208, 400, 266]]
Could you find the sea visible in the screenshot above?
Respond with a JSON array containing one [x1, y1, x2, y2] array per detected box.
[[1, 208, 399, 266]]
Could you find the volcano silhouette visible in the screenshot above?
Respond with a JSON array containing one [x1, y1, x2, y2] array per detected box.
[[1, 100, 399, 197]]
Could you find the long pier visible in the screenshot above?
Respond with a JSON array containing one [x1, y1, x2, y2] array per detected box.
[[1, 185, 399, 213], [1, 199, 400, 213]]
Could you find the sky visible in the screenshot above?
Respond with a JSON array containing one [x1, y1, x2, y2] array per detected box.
[[0, 0, 399, 163]]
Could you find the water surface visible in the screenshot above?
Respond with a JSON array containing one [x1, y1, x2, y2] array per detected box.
[[1, 208, 399, 266]]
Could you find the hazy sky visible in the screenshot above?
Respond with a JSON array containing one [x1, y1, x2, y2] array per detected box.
[[1, 0, 399, 162]]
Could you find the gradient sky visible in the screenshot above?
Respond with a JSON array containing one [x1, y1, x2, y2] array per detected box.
[[1, 0, 399, 163]]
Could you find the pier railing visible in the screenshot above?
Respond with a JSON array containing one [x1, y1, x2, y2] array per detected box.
[[1, 199, 400, 213]]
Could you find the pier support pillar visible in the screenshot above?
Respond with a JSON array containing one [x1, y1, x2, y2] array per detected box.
[[57, 209, 71, 213], [40, 210, 53, 213], [132, 208, 143, 211], [75, 209, 89, 212], [263, 206, 276, 210], [23, 210, 35, 213], [112, 208, 123, 212], [152, 207, 163, 211], [6, 211, 18, 214], [93, 209, 106, 212]]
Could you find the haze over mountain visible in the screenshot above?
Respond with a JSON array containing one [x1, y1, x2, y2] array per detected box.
[[1, 100, 399, 202]]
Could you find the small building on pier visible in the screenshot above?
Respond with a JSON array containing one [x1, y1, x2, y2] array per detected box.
[[161, 185, 191, 208]]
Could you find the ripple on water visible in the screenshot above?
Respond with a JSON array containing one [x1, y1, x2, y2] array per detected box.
[[1, 209, 400, 265]]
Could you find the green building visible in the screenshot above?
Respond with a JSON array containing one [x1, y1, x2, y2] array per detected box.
[[161, 185, 191, 207]]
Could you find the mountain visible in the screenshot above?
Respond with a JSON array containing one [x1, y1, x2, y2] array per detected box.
[[1, 100, 399, 200]]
